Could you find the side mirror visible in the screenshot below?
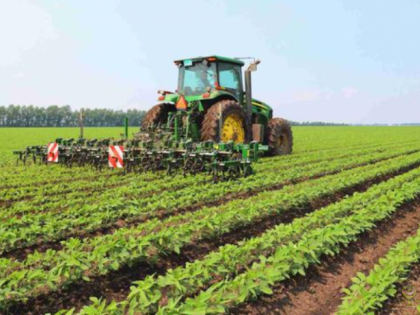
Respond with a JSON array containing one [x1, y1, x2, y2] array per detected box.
[[247, 59, 261, 72]]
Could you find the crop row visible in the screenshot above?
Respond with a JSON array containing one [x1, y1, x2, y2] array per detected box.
[[337, 224, 420, 314], [0, 146, 327, 216], [4, 141, 417, 219], [0, 151, 419, 309], [3, 137, 417, 216], [0, 139, 394, 196], [0, 173, 137, 205], [163, 168, 420, 314], [3, 137, 417, 191], [0, 165, 175, 204], [3, 141, 407, 226], [3, 140, 404, 215], [1, 168, 203, 218], [1, 141, 329, 205], [1, 145, 417, 255], [0, 144, 302, 188], [0, 165, 116, 189], [71, 165, 420, 314]]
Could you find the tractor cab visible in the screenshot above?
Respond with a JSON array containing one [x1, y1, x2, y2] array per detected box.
[[175, 56, 245, 103]]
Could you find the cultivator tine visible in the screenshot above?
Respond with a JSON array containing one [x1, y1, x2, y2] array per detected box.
[[183, 154, 196, 177], [151, 152, 165, 173], [165, 160, 178, 176], [13, 150, 23, 166], [139, 152, 152, 172]]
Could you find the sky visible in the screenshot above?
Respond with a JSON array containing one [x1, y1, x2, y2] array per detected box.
[[1, 0, 420, 124]]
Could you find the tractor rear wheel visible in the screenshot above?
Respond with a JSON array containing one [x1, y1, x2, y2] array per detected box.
[[141, 103, 175, 130], [265, 118, 293, 155], [201, 100, 249, 143]]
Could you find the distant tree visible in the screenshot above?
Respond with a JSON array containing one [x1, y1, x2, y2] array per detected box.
[[0, 106, 6, 126]]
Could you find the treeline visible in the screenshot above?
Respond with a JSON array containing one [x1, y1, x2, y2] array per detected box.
[[290, 121, 348, 126], [0, 105, 146, 127], [0, 105, 350, 127]]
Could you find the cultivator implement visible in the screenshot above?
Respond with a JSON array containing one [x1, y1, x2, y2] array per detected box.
[[14, 133, 268, 181]]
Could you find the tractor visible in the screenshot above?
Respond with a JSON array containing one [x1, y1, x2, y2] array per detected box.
[[140, 56, 293, 156], [14, 56, 294, 180]]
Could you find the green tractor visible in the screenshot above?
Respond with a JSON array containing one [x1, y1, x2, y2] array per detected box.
[[141, 56, 293, 156], [14, 56, 293, 180]]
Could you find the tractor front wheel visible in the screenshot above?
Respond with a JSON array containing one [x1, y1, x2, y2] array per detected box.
[[201, 100, 249, 143], [141, 103, 175, 130], [265, 118, 293, 155]]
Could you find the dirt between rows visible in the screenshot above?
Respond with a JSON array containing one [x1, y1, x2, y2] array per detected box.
[[231, 199, 420, 315], [5, 154, 418, 263], [8, 165, 419, 314]]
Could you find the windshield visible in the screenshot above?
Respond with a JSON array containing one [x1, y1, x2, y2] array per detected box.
[[178, 61, 217, 95]]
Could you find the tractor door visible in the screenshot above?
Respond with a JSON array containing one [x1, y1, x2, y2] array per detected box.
[[218, 63, 244, 104]]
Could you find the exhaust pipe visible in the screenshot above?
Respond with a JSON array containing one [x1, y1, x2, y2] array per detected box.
[[244, 59, 261, 140]]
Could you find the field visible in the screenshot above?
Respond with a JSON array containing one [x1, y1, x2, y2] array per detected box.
[[2, 126, 420, 314]]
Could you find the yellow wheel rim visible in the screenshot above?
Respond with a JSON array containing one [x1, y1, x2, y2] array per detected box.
[[221, 113, 245, 143]]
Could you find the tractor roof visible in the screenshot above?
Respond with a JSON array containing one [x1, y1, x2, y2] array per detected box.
[[174, 55, 245, 66]]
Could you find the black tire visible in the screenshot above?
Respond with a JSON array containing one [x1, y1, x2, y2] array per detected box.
[[141, 103, 175, 130], [201, 100, 249, 143], [265, 118, 293, 156]]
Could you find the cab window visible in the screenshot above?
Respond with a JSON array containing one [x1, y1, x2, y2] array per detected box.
[[178, 61, 217, 95], [218, 63, 242, 94]]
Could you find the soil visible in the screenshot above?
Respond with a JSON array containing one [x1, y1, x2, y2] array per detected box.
[[231, 200, 420, 315]]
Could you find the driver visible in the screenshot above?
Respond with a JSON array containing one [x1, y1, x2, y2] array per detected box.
[[197, 71, 211, 90]]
